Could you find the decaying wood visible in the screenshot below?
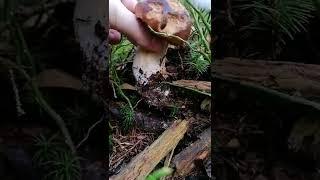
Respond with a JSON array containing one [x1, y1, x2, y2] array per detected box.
[[172, 80, 211, 93], [110, 120, 189, 180], [172, 128, 211, 177], [213, 57, 320, 110], [214, 57, 320, 100], [164, 80, 211, 97]]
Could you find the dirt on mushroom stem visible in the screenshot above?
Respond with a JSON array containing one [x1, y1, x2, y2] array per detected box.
[[132, 0, 193, 108], [137, 72, 173, 108]]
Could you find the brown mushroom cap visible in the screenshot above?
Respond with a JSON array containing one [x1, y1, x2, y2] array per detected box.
[[135, 0, 192, 46]]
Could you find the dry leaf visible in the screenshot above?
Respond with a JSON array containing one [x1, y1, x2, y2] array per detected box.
[[35, 69, 83, 90], [120, 83, 137, 91]]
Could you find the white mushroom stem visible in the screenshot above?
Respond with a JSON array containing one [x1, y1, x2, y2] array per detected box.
[[133, 44, 168, 86]]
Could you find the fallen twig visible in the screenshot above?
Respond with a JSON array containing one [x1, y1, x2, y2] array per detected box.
[[76, 115, 104, 149]]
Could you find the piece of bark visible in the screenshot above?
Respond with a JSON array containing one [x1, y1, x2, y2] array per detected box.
[[172, 80, 211, 93], [110, 120, 189, 180], [213, 57, 320, 102], [172, 128, 211, 177], [164, 80, 211, 97]]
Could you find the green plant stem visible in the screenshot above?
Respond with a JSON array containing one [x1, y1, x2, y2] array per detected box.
[[192, 14, 210, 53], [186, 7, 211, 60], [34, 87, 76, 153], [113, 80, 134, 111], [110, 50, 134, 113], [184, 41, 210, 63], [185, 0, 211, 33], [193, 46, 211, 63]]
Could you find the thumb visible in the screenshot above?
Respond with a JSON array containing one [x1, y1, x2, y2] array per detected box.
[[109, 0, 166, 52]]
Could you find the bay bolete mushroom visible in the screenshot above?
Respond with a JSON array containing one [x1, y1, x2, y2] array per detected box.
[[133, 0, 192, 86]]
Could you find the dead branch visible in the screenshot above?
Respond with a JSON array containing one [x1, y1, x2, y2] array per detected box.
[[110, 120, 189, 180], [213, 57, 320, 111], [172, 128, 211, 177], [76, 116, 104, 150]]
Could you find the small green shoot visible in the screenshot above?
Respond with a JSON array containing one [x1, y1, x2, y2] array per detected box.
[[44, 151, 81, 180], [146, 167, 174, 180], [110, 37, 135, 131], [33, 133, 62, 165], [169, 105, 179, 119], [186, 47, 210, 75], [120, 103, 134, 131], [33, 133, 81, 180]]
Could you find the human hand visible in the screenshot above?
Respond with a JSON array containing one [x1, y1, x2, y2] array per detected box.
[[108, 0, 166, 53]]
